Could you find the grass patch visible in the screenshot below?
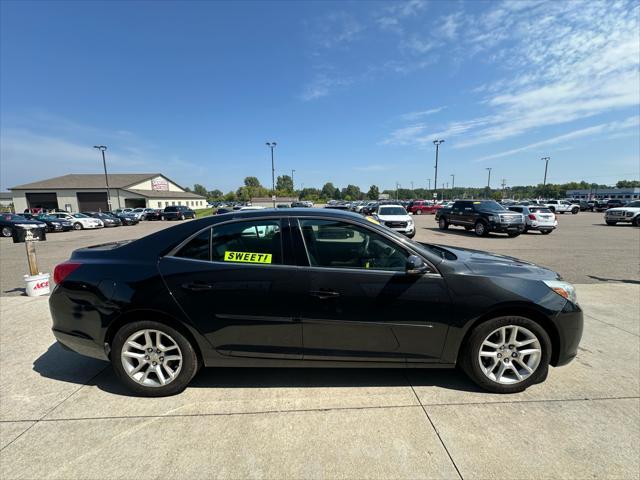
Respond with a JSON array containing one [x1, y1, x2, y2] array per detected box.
[[195, 208, 215, 219]]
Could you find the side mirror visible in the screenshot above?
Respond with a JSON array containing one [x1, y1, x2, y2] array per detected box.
[[406, 255, 429, 275]]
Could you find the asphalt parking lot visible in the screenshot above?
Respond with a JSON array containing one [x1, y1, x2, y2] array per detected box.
[[1, 210, 639, 479]]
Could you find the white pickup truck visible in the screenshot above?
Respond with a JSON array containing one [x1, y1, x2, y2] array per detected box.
[[605, 200, 640, 226], [544, 200, 579, 214]]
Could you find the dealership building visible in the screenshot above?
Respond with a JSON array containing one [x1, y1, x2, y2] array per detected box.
[[565, 187, 640, 200], [10, 173, 207, 212]]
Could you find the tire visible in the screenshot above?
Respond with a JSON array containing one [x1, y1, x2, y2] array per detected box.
[[571, 208, 579, 215], [73, 222, 83, 230], [606, 221, 617, 226], [634, 216, 640, 227], [415, 210, 423, 215], [1, 226, 13, 237], [474, 221, 488, 237], [540, 230, 552, 235], [406, 232, 416, 239], [460, 316, 551, 394], [180, 214, 185, 221], [111, 320, 199, 397], [438, 217, 449, 230], [161, 216, 165, 221]]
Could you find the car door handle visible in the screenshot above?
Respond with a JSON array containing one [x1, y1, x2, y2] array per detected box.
[[309, 289, 340, 299], [181, 282, 213, 292]]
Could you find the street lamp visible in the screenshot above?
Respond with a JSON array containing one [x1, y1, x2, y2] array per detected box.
[[433, 139, 444, 201], [450, 174, 455, 199], [93, 145, 112, 211], [291, 169, 296, 194], [427, 178, 431, 191], [485, 167, 492, 199], [266, 142, 277, 207], [541, 156, 550, 199]]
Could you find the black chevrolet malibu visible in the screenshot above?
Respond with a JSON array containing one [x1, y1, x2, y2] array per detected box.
[[50, 209, 583, 397]]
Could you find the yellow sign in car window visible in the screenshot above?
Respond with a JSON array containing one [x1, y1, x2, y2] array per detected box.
[[365, 216, 380, 225], [223, 251, 272, 264]]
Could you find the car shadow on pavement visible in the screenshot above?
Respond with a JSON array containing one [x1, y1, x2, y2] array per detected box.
[[421, 227, 511, 239], [33, 342, 484, 396], [3, 287, 27, 296], [587, 275, 640, 285]]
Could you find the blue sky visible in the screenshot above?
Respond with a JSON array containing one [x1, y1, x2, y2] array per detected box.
[[1, 0, 638, 193]]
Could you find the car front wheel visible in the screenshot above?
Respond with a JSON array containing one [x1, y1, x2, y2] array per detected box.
[[461, 316, 551, 393], [1, 226, 13, 237], [111, 321, 199, 397], [415, 210, 423, 215], [73, 222, 83, 230], [438, 217, 448, 230], [634, 216, 640, 227], [474, 221, 488, 236]]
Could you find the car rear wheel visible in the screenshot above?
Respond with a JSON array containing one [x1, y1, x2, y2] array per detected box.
[[111, 321, 199, 397], [1, 226, 13, 237], [438, 217, 448, 230], [461, 316, 551, 393], [571, 208, 579, 214], [180, 214, 185, 220], [73, 222, 82, 230], [474, 221, 488, 236], [415, 210, 423, 215]]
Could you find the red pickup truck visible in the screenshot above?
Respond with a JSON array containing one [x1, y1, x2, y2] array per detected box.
[[408, 201, 442, 215]]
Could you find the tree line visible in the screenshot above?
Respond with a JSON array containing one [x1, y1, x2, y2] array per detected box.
[[185, 178, 640, 203]]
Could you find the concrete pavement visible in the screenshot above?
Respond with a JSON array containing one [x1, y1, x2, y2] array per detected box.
[[1, 284, 638, 479]]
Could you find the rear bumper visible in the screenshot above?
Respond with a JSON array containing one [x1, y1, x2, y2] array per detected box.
[[52, 329, 108, 360]]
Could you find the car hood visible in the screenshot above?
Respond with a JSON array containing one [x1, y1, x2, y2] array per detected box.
[[438, 245, 560, 281], [607, 206, 639, 212], [378, 215, 411, 222]]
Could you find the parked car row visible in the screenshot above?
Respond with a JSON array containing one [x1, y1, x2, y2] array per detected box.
[[1, 206, 198, 238]]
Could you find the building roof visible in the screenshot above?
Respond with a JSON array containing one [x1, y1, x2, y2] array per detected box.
[[124, 189, 205, 199], [10, 173, 163, 190], [251, 196, 299, 202]]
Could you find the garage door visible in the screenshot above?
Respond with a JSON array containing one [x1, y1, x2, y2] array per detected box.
[[77, 192, 109, 212], [26, 192, 58, 211]]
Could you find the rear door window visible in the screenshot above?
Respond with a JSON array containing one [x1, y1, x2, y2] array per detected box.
[[211, 220, 283, 265]]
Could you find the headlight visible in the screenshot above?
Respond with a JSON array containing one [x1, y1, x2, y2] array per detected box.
[[488, 215, 497, 221], [544, 280, 577, 304]]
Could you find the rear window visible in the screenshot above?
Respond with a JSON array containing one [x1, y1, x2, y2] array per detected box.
[[530, 207, 552, 213], [165, 207, 177, 211]]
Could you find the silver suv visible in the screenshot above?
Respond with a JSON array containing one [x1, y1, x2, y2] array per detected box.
[[605, 200, 640, 227]]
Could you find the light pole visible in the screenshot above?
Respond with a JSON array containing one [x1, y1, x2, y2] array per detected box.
[[541, 156, 550, 199], [427, 178, 431, 191], [450, 174, 455, 199], [266, 142, 277, 207], [433, 139, 444, 201], [485, 167, 492, 199], [291, 169, 295, 194], [93, 145, 112, 212]]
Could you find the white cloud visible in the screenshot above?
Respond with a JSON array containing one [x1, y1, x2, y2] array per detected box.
[[473, 116, 640, 162], [383, 0, 640, 151], [398, 106, 445, 121]]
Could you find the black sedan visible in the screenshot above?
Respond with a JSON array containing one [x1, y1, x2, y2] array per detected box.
[[82, 211, 122, 227], [50, 209, 583, 397], [32, 214, 74, 232], [1, 213, 48, 237], [105, 211, 139, 226]]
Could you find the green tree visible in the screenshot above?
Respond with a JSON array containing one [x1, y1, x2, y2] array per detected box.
[[223, 191, 237, 202], [244, 176, 262, 188], [193, 184, 208, 197], [367, 185, 380, 200], [321, 182, 336, 200], [208, 189, 223, 200], [341, 184, 361, 200], [276, 175, 294, 193], [617, 180, 640, 188]]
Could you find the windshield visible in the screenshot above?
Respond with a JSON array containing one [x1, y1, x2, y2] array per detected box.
[[625, 201, 640, 207], [379, 206, 406, 216], [38, 215, 58, 220], [133, 208, 144, 212], [72, 213, 89, 218], [476, 201, 506, 212], [2, 214, 26, 221]]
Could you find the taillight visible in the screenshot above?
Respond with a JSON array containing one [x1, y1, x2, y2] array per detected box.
[[53, 262, 81, 284], [528, 214, 537, 220]]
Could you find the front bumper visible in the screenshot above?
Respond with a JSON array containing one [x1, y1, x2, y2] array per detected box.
[[488, 222, 524, 233], [551, 302, 584, 366], [605, 214, 635, 223]]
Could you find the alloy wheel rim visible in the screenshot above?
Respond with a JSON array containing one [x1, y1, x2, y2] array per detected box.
[[478, 324, 541, 385], [2, 227, 12, 237], [476, 223, 485, 235], [121, 329, 183, 387]]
